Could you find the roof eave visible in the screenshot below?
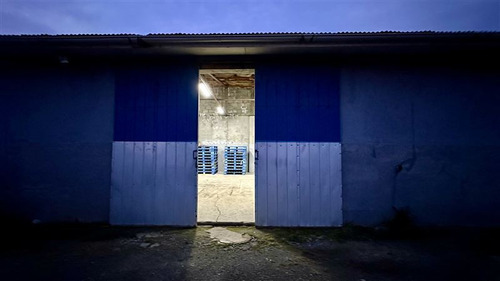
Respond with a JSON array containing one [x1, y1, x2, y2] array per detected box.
[[1, 32, 499, 57]]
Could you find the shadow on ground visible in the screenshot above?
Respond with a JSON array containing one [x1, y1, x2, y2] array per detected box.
[[259, 225, 500, 281], [0, 222, 499, 281], [0, 223, 197, 281]]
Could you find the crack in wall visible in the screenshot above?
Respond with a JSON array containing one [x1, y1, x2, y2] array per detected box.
[[393, 102, 417, 209]]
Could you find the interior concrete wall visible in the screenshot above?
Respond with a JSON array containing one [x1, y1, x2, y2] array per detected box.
[[198, 87, 255, 173], [0, 65, 114, 223], [198, 115, 255, 173], [340, 65, 500, 226]]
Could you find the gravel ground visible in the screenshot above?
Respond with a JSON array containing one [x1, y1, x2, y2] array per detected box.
[[0, 224, 499, 281]]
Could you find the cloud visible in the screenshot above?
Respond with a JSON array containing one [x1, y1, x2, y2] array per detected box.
[[0, 0, 498, 34], [1, 2, 102, 34], [1, 10, 56, 34]]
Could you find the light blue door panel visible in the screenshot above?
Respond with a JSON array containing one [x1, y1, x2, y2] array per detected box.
[[110, 142, 197, 225], [256, 142, 342, 226]]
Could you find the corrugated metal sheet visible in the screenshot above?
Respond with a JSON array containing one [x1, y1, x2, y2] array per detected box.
[[256, 142, 342, 226], [2, 31, 497, 37], [255, 63, 340, 142], [110, 141, 197, 225], [114, 64, 198, 142], [111, 63, 198, 226], [255, 63, 342, 226]]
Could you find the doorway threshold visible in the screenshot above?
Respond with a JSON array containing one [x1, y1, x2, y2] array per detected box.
[[197, 221, 255, 227]]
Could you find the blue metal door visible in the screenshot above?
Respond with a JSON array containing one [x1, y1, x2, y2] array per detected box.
[[110, 64, 198, 226], [255, 63, 342, 226]]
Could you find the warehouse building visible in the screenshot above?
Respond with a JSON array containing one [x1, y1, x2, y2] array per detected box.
[[0, 32, 499, 227]]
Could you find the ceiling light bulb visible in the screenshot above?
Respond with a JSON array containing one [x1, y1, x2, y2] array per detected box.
[[216, 106, 225, 115], [198, 82, 212, 98]]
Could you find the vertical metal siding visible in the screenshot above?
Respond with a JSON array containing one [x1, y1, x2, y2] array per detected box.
[[110, 63, 198, 226], [256, 142, 342, 226], [114, 65, 198, 142], [255, 63, 340, 142], [110, 142, 197, 225], [255, 63, 342, 227]]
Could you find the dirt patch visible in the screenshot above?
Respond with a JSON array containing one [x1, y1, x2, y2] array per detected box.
[[0, 225, 498, 281]]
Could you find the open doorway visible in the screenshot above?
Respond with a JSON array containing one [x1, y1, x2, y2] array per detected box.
[[197, 69, 255, 224]]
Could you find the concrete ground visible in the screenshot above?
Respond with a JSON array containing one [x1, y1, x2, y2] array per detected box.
[[197, 174, 255, 223], [0, 225, 499, 281]]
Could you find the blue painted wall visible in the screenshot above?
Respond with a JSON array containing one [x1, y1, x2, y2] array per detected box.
[[341, 66, 500, 226], [1, 59, 499, 227], [255, 63, 343, 226], [114, 65, 198, 142], [255, 63, 340, 142], [0, 65, 115, 222], [110, 63, 199, 226]]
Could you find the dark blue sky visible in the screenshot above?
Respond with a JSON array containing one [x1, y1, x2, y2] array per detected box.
[[0, 0, 499, 34]]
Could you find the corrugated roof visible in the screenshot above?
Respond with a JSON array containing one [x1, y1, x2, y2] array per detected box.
[[147, 31, 498, 35], [0, 31, 498, 37], [0, 33, 139, 37], [1, 31, 499, 58]]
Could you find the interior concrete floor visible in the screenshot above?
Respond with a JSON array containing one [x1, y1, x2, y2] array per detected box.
[[197, 174, 255, 224]]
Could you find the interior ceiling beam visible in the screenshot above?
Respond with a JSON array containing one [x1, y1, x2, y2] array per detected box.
[[199, 69, 255, 75], [200, 69, 255, 88], [200, 98, 254, 101], [207, 73, 226, 86]]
